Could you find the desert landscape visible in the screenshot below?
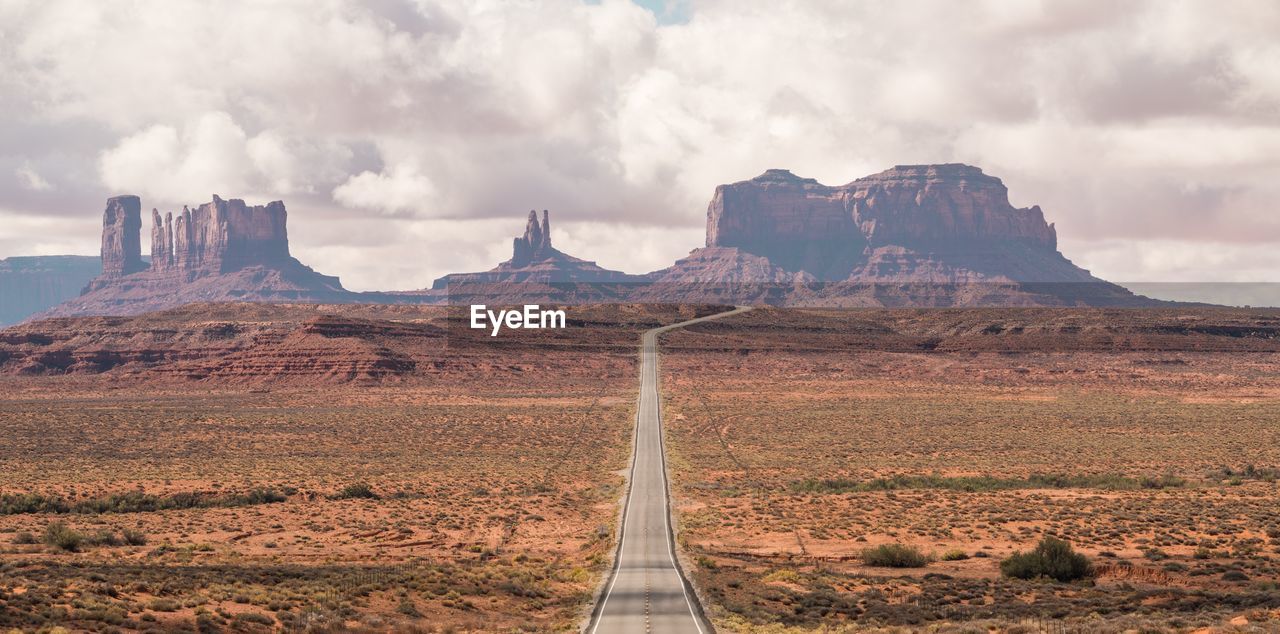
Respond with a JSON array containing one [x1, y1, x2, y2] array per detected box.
[[5, 3, 1279, 631], [0, 303, 721, 632], [2, 304, 1279, 632], [660, 308, 1280, 632]]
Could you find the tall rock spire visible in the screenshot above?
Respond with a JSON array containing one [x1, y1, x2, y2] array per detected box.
[[507, 209, 558, 267], [100, 195, 145, 277], [540, 210, 551, 251]]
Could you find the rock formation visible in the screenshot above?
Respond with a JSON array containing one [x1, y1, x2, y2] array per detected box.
[[649, 164, 1156, 306], [149, 196, 291, 275], [100, 195, 146, 277], [44, 196, 352, 318], [430, 210, 639, 292], [17, 164, 1164, 318], [511, 210, 555, 268], [849, 164, 1057, 249], [699, 165, 1065, 280]]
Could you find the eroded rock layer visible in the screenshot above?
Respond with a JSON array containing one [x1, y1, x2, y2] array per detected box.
[[431, 210, 639, 290], [51, 196, 351, 317], [651, 163, 1152, 306]]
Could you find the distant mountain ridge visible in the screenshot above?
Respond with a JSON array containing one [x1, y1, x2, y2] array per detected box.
[[12, 163, 1166, 322], [0, 255, 102, 326]]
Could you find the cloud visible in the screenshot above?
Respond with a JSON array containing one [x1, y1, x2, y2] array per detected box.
[[99, 112, 249, 203], [1, 0, 1279, 287], [15, 162, 51, 191], [99, 112, 356, 207], [333, 164, 437, 217]]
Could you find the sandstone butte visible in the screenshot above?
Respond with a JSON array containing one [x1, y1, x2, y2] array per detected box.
[[640, 164, 1155, 306], [22, 163, 1162, 321], [44, 195, 350, 319]]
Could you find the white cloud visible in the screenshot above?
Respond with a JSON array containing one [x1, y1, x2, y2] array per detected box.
[[2, 0, 1279, 287], [15, 162, 52, 191], [99, 112, 250, 203], [332, 164, 437, 217], [98, 111, 354, 207]]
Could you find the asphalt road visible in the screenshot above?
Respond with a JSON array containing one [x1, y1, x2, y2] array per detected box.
[[588, 306, 751, 634]]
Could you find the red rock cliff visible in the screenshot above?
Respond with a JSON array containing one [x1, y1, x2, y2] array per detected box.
[[702, 164, 1061, 278], [707, 164, 1057, 253], [846, 164, 1056, 249], [151, 195, 291, 274], [100, 195, 146, 277]]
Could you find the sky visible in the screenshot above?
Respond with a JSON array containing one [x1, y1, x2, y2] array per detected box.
[[1, 0, 1278, 291]]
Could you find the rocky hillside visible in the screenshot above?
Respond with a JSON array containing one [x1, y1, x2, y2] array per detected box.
[[0, 303, 721, 383]]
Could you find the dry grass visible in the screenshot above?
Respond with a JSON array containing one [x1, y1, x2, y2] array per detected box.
[[660, 308, 1280, 631], [0, 383, 635, 631], [0, 302, 710, 632]]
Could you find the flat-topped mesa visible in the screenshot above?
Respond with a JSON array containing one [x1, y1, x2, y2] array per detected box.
[[101, 195, 146, 277], [846, 164, 1057, 250], [705, 164, 1058, 268], [510, 209, 555, 268], [704, 169, 859, 277], [150, 195, 292, 274]]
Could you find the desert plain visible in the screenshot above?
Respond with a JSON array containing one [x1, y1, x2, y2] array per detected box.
[[1, 304, 1279, 633]]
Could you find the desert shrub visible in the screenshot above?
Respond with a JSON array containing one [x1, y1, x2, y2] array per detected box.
[[12, 531, 37, 544], [88, 529, 121, 547], [1214, 464, 1280, 482], [229, 488, 288, 506], [233, 612, 275, 626], [1223, 570, 1249, 582], [0, 493, 69, 514], [941, 549, 970, 561], [792, 472, 1188, 494], [333, 483, 379, 500], [0, 488, 287, 515], [1143, 548, 1169, 561], [1138, 474, 1187, 489], [122, 528, 148, 545], [1000, 536, 1092, 582], [762, 568, 800, 583], [43, 522, 84, 552], [861, 543, 930, 568], [148, 598, 181, 612]]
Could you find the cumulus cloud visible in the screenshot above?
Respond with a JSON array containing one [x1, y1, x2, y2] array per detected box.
[[333, 164, 438, 217], [1, 0, 1278, 289], [99, 112, 356, 207]]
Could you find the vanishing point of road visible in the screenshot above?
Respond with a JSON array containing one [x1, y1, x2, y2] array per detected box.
[[587, 306, 751, 634]]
